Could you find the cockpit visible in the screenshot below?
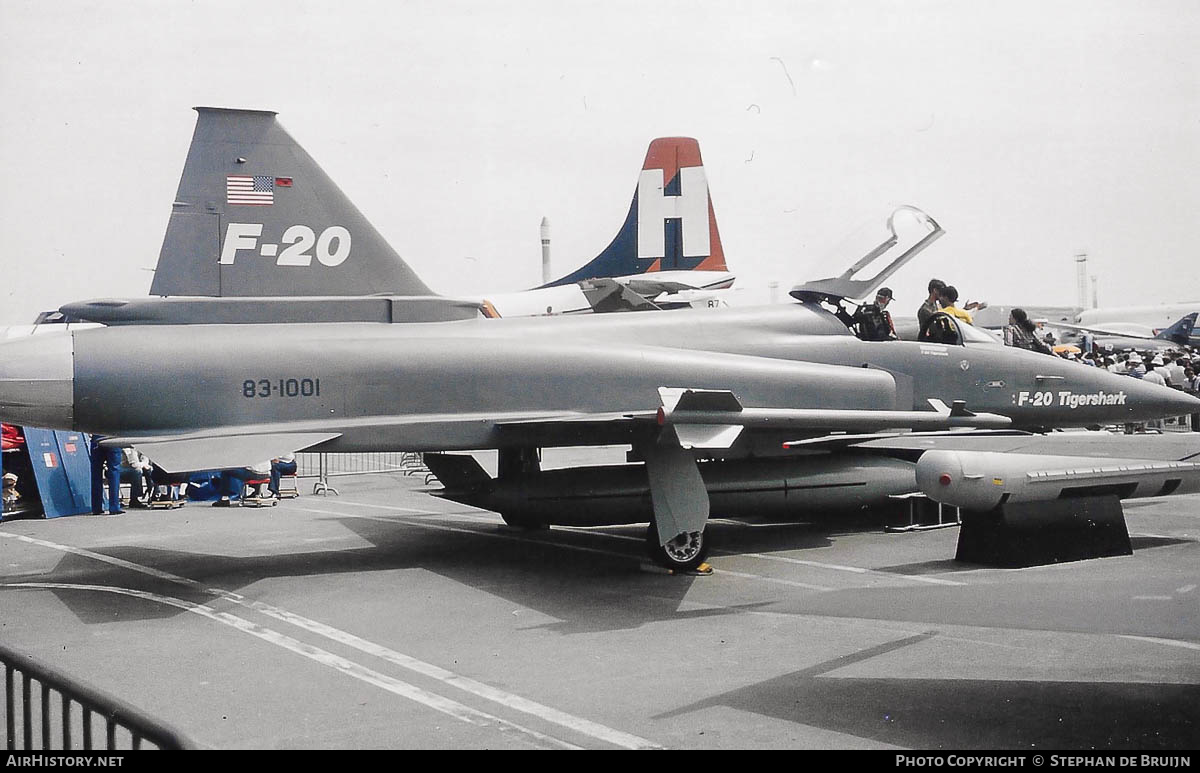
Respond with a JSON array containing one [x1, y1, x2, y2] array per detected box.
[[918, 311, 1001, 346]]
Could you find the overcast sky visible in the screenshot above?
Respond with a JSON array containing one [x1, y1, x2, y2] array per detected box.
[[1, 0, 1197, 324]]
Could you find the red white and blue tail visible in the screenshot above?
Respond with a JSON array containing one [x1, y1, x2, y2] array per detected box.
[[540, 137, 731, 289]]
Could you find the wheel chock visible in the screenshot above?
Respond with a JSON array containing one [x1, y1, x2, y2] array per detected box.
[[639, 561, 714, 576]]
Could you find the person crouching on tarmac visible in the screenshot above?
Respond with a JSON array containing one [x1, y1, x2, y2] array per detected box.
[[212, 461, 273, 506]]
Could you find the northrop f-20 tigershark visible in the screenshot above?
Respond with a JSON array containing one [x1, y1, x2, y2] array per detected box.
[[3, 108, 1198, 572]]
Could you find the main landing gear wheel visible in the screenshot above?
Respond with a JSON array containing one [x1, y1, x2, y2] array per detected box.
[[646, 524, 710, 572]]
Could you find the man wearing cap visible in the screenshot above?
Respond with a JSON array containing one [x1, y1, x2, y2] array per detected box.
[[853, 287, 898, 341], [1148, 355, 1174, 387], [1125, 353, 1146, 379]]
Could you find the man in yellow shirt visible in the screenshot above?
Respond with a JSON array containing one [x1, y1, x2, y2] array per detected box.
[[938, 285, 974, 325]]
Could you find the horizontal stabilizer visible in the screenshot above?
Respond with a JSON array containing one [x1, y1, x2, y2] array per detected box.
[[579, 278, 662, 313], [61, 295, 483, 325], [102, 431, 340, 473], [623, 278, 699, 296]]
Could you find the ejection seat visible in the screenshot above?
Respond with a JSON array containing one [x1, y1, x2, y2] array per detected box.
[[919, 312, 963, 346]]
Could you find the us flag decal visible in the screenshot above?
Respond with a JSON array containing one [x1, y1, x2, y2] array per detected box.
[[227, 175, 275, 206]]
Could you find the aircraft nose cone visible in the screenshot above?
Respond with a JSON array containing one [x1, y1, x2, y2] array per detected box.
[[1118, 374, 1200, 423], [0, 330, 74, 429], [1162, 384, 1200, 417]]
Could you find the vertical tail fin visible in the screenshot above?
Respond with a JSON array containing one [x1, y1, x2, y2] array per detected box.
[[539, 137, 728, 288], [1154, 312, 1198, 345], [151, 107, 433, 298]]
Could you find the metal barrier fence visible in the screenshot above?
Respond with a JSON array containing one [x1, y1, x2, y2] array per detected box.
[[2, 642, 191, 750], [296, 452, 430, 495]]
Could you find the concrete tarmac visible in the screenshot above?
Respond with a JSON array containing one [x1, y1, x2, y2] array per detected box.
[[1, 466, 1197, 750]]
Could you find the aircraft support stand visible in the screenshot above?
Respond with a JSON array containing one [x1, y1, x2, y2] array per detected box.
[[497, 446, 547, 530], [955, 495, 1131, 567], [312, 453, 339, 496]]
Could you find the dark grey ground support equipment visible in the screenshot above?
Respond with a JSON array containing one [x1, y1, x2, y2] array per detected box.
[[955, 496, 1132, 567]]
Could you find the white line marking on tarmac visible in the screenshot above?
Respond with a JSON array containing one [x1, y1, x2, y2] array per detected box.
[[1118, 635, 1200, 652], [1177, 585, 1197, 594], [241, 597, 660, 749], [330, 500, 964, 587], [314, 501, 445, 515], [1132, 595, 1175, 601], [734, 552, 966, 586], [709, 519, 814, 528], [0, 530, 661, 750], [321, 501, 1200, 659], [2, 582, 577, 750], [711, 569, 832, 591], [1, 532, 209, 590], [309, 507, 836, 592], [298, 507, 637, 562]]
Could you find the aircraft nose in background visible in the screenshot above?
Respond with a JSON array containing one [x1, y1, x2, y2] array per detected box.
[[0, 331, 74, 429]]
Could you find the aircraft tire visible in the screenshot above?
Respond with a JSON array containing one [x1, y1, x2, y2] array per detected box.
[[646, 523, 710, 572]]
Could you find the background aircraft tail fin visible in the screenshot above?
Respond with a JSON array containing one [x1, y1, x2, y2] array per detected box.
[[539, 137, 727, 288], [151, 107, 433, 297], [1154, 312, 1197, 345]]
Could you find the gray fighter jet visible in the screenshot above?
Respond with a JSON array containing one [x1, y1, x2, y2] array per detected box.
[[4, 109, 1198, 572], [6, 287, 1198, 571]]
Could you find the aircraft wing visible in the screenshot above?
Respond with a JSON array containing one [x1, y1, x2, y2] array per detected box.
[[1052, 312, 1197, 345], [100, 431, 341, 472], [781, 428, 1031, 454], [100, 388, 1014, 472], [1049, 321, 1158, 339], [495, 388, 1012, 450], [621, 278, 703, 296]]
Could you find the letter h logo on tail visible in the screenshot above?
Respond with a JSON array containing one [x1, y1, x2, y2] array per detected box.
[[537, 136, 728, 288], [637, 166, 710, 264]]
